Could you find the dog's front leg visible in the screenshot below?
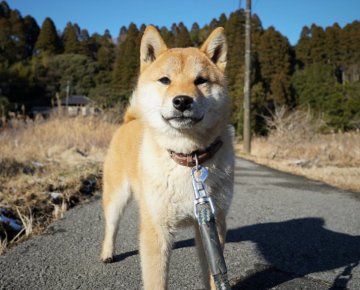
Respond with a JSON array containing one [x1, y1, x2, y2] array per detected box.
[[139, 207, 173, 290]]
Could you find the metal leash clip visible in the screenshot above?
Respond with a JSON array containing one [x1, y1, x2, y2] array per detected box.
[[191, 155, 230, 290], [191, 160, 215, 218]]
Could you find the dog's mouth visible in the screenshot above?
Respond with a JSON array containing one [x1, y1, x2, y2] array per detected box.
[[162, 114, 204, 127]]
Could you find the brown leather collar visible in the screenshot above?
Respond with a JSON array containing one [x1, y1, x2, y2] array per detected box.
[[168, 138, 223, 167]]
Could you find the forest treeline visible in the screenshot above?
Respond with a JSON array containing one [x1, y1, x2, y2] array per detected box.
[[0, 1, 359, 133]]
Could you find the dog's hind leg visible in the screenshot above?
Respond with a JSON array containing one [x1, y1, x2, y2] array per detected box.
[[101, 178, 131, 263]]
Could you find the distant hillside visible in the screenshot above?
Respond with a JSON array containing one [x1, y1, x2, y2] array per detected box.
[[0, 1, 359, 132]]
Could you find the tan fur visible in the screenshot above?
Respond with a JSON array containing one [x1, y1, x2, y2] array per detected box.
[[101, 26, 234, 290]]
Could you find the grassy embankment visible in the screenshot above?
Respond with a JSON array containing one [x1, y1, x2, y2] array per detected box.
[[0, 114, 118, 253], [236, 107, 360, 192]]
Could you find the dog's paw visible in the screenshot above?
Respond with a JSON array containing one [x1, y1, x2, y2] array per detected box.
[[101, 256, 114, 263]]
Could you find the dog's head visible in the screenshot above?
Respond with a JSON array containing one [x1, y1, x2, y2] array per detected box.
[[134, 26, 230, 143]]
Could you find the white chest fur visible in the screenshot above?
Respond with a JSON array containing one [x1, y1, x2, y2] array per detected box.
[[139, 130, 234, 228]]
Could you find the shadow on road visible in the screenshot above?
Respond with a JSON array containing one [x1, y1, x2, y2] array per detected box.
[[113, 217, 360, 289], [112, 250, 139, 262], [174, 217, 360, 289], [229, 217, 360, 289]]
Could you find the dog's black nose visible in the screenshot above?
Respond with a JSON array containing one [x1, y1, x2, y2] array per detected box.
[[172, 95, 193, 112]]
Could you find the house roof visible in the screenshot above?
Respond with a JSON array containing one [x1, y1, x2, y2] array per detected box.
[[61, 95, 90, 106]]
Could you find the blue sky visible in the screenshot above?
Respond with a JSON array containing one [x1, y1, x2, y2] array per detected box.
[[6, 0, 360, 45]]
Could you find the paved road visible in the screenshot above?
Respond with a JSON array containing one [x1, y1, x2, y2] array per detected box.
[[1, 158, 359, 290]]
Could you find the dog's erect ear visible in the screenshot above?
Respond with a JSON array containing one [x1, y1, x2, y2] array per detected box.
[[201, 27, 227, 72], [140, 26, 168, 72]]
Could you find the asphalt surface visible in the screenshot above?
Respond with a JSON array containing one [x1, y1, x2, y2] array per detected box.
[[1, 158, 359, 290]]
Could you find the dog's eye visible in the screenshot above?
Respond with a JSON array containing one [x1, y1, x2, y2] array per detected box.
[[158, 77, 171, 85], [194, 76, 208, 86]]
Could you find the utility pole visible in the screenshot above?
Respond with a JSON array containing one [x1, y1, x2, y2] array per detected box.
[[243, 0, 251, 153], [66, 80, 70, 107]]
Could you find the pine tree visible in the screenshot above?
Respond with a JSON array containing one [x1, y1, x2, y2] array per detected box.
[[0, 16, 12, 64], [209, 19, 219, 30], [309, 24, 327, 64], [190, 23, 200, 46], [225, 9, 246, 92], [118, 26, 127, 44], [78, 28, 93, 57], [63, 22, 81, 54], [113, 23, 140, 98], [218, 13, 227, 27], [23, 15, 39, 58], [258, 26, 294, 105], [295, 26, 311, 67], [174, 22, 192, 47], [8, 9, 26, 61], [342, 21, 360, 66], [0, 1, 10, 18], [160, 26, 174, 47], [224, 10, 246, 130], [87, 32, 101, 58], [35, 17, 61, 54], [97, 29, 114, 69], [251, 14, 263, 49], [324, 23, 341, 67]]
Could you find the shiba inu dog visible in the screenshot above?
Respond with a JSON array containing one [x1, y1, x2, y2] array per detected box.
[[101, 25, 234, 290]]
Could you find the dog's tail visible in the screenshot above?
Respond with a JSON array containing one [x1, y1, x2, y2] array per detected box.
[[123, 92, 141, 124], [123, 105, 139, 123]]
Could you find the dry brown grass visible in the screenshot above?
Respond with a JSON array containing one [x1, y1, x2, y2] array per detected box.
[[237, 107, 360, 192], [0, 114, 115, 162], [0, 114, 118, 252]]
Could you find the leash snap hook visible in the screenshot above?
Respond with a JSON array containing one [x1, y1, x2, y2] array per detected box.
[[194, 153, 199, 170]]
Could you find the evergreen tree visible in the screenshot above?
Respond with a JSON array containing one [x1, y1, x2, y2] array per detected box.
[[175, 22, 192, 47], [160, 26, 174, 47], [309, 24, 327, 64], [23, 15, 40, 58], [35, 17, 61, 54], [87, 32, 102, 58], [0, 16, 12, 64], [251, 14, 263, 49], [118, 26, 127, 44], [78, 28, 93, 57], [113, 23, 140, 98], [97, 29, 115, 69], [223, 10, 246, 131], [295, 26, 311, 67], [342, 21, 360, 65], [218, 13, 227, 27], [63, 22, 81, 54], [324, 23, 342, 66], [0, 1, 10, 18], [225, 9, 246, 92], [9, 9, 26, 60], [190, 23, 200, 46], [209, 19, 219, 30], [258, 26, 294, 105]]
